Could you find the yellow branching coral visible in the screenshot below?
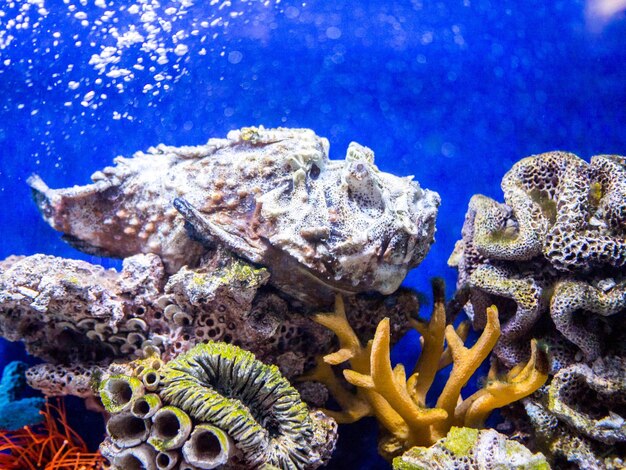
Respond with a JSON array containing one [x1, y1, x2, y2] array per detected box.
[[301, 282, 548, 459]]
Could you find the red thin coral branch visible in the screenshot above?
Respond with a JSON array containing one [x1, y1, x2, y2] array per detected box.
[[0, 398, 104, 470]]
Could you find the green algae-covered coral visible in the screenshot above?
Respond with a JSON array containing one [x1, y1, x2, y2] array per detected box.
[[392, 426, 550, 470], [98, 342, 337, 470], [160, 342, 336, 469], [302, 281, 547, 460]]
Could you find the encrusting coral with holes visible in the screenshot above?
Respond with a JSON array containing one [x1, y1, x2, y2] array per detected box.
[[449, 151, 626, 468], [0, 250, 415, 407], [301, 280, 548, 460], [449, 152, 626, 368]]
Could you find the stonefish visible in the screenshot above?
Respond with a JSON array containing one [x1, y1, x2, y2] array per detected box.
[[30, 127, 439, 304]]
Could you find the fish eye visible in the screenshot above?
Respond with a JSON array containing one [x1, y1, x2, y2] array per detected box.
[[352, 162, 368, 180]]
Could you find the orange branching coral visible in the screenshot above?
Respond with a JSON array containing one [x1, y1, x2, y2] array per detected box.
[[0, 398, 104, 470], [302, 282, 548, 459]]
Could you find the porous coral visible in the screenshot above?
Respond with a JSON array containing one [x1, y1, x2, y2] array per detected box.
[[98, 342, 337, 469], [449, 152, 626, 368], [29, 126, 440, 304], [302, 281, 547, 459], [392, 426, 549, 470], [505, 355, 626, 469], [0, 251, 414, 404], [450, 151, 626, 468], [0, 361, 44, 431], [464, 152, 625, 269], [521, 398, 624, 470], [547, 356, 626, 445]]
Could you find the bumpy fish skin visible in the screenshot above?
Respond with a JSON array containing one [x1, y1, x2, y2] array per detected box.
[[30, 127, 439, 303]]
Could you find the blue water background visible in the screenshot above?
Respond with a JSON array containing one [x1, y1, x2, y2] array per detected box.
[[1, 0, 626, 467]]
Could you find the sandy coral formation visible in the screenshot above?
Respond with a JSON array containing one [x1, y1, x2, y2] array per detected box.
[[29, 126, 439, 304], [98, 342, 337, 469], [0, 250, 414, 402], [302, 281, 547, 459], [449, 152, 626, 368], [0, 361, 44, 431], [392, 426, 549, 470]]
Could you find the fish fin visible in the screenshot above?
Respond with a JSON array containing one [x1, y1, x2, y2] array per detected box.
[[173, 197, 266, 263], [61, 234, 119, 258], [27, 174, 55, 218]]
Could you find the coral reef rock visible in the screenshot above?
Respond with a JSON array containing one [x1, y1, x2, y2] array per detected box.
[[29, 126, 440, 304], [450, 151, 626, 469], [0, 252, 415, 403], [512, 355, 626, 469], [449, 152, 626, 368], [98, 342, 337, 470], [392, 426, 549, 470]]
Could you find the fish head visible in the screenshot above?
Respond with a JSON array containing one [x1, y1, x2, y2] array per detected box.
[[179, 132, 440, 303]]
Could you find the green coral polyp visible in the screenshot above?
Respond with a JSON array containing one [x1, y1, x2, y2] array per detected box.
[[100, 375, 144, 413], [193, 260, 268, 289], [148, 406, 192, 451], [228, 260, 268, 284], [159, 341, 325, 469]]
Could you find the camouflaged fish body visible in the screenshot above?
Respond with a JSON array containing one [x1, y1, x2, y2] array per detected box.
[[30, 127, 439, 304]]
